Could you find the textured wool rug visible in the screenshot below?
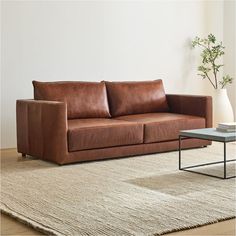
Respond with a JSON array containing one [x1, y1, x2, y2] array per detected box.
[[1, 143, 236, 235]]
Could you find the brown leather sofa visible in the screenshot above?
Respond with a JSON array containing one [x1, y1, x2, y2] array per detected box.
[[16, 80, 212, 165]]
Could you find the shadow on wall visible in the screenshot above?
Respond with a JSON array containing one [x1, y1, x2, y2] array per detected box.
[[180, 38, 209, 95]]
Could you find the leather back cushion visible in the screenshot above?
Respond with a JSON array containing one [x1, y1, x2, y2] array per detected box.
[[105, 80, 169, 117], [33, 81, 110, 119]]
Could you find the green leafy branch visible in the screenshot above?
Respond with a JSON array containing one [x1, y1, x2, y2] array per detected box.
[[220, 75, 233, 88], [192, 34, 233, 89]]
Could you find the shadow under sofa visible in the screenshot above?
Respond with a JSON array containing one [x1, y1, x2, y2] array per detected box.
[[16, 80, 212, 165]]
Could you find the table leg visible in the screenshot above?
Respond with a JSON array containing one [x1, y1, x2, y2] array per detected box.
[[224, 142, 226, 179], [179, 136, 235, 179], [179, 136, 181, 170]]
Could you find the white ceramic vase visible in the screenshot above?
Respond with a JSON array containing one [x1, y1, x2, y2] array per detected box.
[[213, 88, 234, 127]]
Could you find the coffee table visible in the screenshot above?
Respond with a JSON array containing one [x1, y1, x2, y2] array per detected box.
[[179, 128, 236, 179]]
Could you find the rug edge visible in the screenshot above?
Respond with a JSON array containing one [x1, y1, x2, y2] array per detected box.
[[1, 205, 61, 236], [1, 204, 235, 236], [158, 216, 236, 235]]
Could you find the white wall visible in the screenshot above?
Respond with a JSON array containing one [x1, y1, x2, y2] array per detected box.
[[0, 0, 228, 149], [224, 0, 236, 118]]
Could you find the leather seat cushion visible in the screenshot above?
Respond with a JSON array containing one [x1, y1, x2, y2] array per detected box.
[[105, 80, 169, 117], [68, 119, 143, 151], [116, 113, 205, 143], [33, 81, 110, 119]]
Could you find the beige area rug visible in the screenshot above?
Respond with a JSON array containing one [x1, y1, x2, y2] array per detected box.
[[1, 143, 236, 235]]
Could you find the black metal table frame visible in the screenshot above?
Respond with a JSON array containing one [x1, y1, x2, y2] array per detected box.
[[179, 135, 236, 179]]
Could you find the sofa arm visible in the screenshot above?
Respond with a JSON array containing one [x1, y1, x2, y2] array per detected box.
[[16, 99, 68, 164], [166, 94, 212, 128]]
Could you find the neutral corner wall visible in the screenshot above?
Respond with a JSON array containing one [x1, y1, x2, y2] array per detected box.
[[0, 1, 225, 148], [223, 0, 236, 119]]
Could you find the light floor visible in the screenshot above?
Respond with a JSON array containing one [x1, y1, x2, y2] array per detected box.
[[1, 148, 235, 236]]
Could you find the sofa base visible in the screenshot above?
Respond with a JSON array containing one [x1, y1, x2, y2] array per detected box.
[[59, 138, 211, 165]]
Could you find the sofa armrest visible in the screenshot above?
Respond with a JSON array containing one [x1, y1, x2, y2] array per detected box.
[[166, 94, 212, 128], [16, 99, 68, 164]]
